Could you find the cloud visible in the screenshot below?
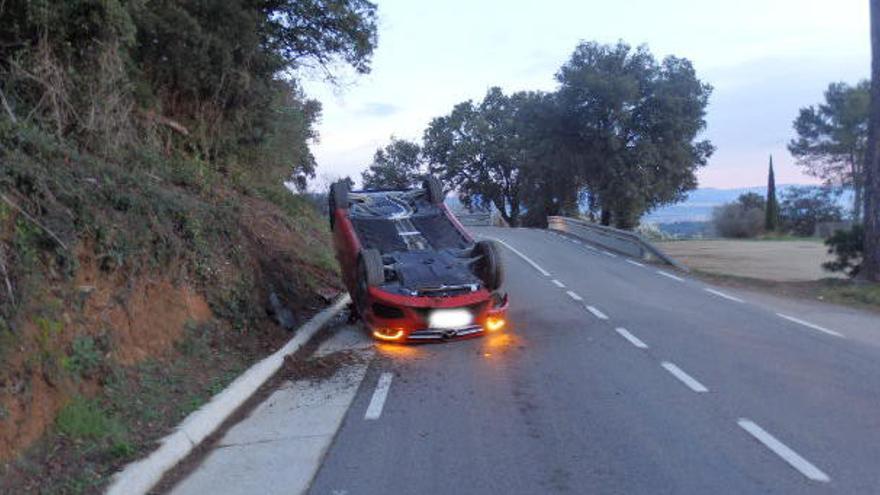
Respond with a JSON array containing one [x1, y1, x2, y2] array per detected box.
[[356, 102, 400, 117]]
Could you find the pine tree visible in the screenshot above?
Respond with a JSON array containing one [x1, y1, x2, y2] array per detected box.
[[765, 155, 780, 231]]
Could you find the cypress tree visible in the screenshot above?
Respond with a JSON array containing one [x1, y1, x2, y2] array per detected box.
[[765, 155, 780, 231]]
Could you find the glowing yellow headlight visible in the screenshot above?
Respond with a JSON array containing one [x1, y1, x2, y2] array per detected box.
[[373, 328, 405, 341], [485, 316, 505, 332]]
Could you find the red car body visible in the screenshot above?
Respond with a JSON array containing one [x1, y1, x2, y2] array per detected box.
[[330, 186, 508, 343]]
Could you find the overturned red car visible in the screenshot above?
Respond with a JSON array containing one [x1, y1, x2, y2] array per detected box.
[[329, 178, 508, 342]]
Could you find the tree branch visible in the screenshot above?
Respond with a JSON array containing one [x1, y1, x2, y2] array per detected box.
[[0, 193, 68, 251]]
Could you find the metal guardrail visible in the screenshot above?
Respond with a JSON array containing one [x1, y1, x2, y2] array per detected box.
[[455, 211, 492, 226], [547, 216, 687, 271], [453, 209, 509, 227]]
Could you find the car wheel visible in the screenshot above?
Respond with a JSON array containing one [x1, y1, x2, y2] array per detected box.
[[423, 177, 444, 204], [329, 180, 349, 228], [359, 249, 385, 287], [355, 249, 385, 314], [473, 240, 504, 290]]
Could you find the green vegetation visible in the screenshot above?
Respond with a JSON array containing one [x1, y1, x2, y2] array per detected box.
[[824, 225, 864, 277], [821, 281, 880, 308], [766, 156, 780, 231], [0, 1, 375, 491], [713, 193, 767, 238], [55, 396, 126, 443], [788, 80, 869, 222], [364, 41, 713, 229], [778, 186, 845, 237], [361, 138, 426, 190]]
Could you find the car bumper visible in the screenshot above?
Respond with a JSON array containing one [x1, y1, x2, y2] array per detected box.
[[365, 289, 509, 343]]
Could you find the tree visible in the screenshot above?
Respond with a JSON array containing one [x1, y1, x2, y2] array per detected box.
[[779, 186, 844, 237], [555, 41, 714, 229], [864, 0, 880, 282], [0, 0, 378, 187], [737, 192, 765, 211], [766, 155, 780, 231], [361, 138, 425, 189], [423, 88, 527, 225], [788, 80, 870, 221]]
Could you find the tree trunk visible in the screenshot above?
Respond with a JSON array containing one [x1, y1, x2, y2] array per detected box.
[[494, 198, 515, 227], [864, 0, 880, 282], [600, 207, 611, 226]]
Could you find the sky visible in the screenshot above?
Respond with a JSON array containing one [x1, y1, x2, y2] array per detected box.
[[301, 0, 870, 191]]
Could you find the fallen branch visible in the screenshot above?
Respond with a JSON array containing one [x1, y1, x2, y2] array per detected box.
[[141, 109, 190, 136], [0, 87, 16, 124], [0, 193, 68, 251], [0, 245, 14, 306]]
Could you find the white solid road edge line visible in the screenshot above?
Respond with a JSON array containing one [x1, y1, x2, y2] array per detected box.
[[106, 294, 352, 495], [776, 313, 844, 338], [586, 306, 609, 320], [615, 327, 648, 348], [364, 373, 394, 420], [487, 237, 551, 277], [552, 279, 566, 288], [566, 290, 583, 301], [660, 362, 709, 393], [737, 419, 830, 482], [657, 270, 685, 282], [704, 287, 745, 303]]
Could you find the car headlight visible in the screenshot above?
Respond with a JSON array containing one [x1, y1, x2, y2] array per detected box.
[[428, 309, 473, 329]]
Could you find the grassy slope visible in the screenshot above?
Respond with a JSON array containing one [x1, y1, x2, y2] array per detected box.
[[0, 123, 340, 493]]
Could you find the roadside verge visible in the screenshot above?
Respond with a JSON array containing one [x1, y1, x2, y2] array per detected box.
[[106, 294, 351, 495]]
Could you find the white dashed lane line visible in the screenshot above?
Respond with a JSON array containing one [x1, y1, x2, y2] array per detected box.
[[601, 250, 618, 258], [585, 306, 609, 320], [552, 279, 566, 288], [566, 291, 583, 301], [657, 270, 685, 282], [776, 313, 844, 338], [737, 419, 830, 482], [615, 327, 648, 348], [364, 373, 393, 420], [625, 259, 645, 268], [488, 237, 551, 277], [703, 288, 745, 303], [660, 362, 708, 393]]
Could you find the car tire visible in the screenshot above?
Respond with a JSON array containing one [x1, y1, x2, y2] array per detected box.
[[473, 240, 504, 290], [328, 180, 349, 228], [359, 249, 385, 287], [423, 177, 444, 204]]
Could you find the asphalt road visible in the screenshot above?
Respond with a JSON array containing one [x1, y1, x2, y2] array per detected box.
[[304, 227, 880, 495]]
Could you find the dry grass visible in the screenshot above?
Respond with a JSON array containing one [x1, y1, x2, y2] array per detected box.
[[656, 239, 840, 282]]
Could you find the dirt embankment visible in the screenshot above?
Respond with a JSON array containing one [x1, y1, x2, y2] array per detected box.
[[0, 180, 340, 491], [0, 253, 212, 460]]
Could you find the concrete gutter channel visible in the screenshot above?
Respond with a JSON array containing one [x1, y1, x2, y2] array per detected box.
[[547, 216, 688, 271], [106, 294, 352, 495]]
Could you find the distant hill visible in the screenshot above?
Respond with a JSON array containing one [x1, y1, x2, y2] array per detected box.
[[443, 185, 853, 225], [643, 185, 853, 224]]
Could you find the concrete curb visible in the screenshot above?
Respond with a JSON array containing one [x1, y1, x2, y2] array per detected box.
[[106, 294, 351, 495]]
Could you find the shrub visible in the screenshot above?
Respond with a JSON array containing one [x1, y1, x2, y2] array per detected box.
[[779, 186, 843, 237], [55, 396, 124, 441], [823, 225, 864, 277], [713, 202, 764, 238]]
